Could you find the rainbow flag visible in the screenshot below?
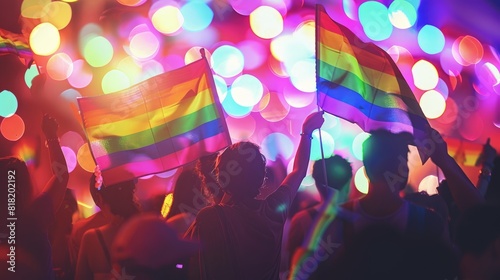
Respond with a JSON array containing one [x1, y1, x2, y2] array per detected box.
[[316, 5, 430, 162], [78, 57, 231, 185], [0, 28, 33, 67]]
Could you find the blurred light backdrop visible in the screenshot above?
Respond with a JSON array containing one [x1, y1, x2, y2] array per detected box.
[[0, 0, 499, 215]]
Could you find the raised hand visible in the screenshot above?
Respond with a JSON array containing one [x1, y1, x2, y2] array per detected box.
[[42, 114, 59, 139], [301, 111, 325, 136]]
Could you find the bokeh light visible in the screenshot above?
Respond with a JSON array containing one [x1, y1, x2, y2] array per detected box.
[[261, 133, 294, 161], [283, 84, 315, 108], [289, 58, 316, 92], [41, 1, 72, 30], [77, 143, 96, 173], [259, 92, 291, 122], [418, 25, 445, 55], [1, 114, 25, 141], [225, 115, 256, 141], [30, 22, 60, 56], [238, 40, 267, 70], [358, 1, 393, 41], [181, 1, 213, 32], [185, 46, 212, 65], [24, 64, 40, 88], [83, 36, 114, 67], [102, 70, 131, 94], [352, 132, 370, 160], [221, 88, 253, 118], [420, 90, 446, 119], [46, 52, 74, 81], [388, 0, 417, 29], [117, 0, 147, 7], [151, 5, 184, 35], [129, 31, 160, 60], [412, 59, 439, 90], [250, 6, 283, 39], [310, 130, 334, 161], [60, 131, 85, 152], [68, 59, 93, 88], [0, 90, 18, 117], [418, 175, 438, 195], [213, 75, 228, 102], [354, 166, 369, 194], [60, 88, 82, 105], [457, 35, 484, 65], [61, 146, 77, 173], [212, 45, 244, 78], [21, 0, 50, 18], [230, 74, 263, 107]]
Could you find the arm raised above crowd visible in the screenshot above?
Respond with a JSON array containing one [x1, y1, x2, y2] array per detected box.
[[281, 111, 324, 197]]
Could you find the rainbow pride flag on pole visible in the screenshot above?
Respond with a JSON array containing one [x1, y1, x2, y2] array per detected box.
[[0, 28, 33, 67], [316, 5, 430, 162], [78, 55, 231, 185]]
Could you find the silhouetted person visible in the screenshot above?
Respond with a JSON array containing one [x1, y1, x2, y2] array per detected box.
[[185, 111, 324, 280]]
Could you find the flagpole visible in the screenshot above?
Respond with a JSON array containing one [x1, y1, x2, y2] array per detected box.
[[315, 4, 329, 189]]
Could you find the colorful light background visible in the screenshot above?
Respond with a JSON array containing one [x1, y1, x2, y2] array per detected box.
[[1, 0, 499, 216]]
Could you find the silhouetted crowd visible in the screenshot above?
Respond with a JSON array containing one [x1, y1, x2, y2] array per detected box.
[[1, 111, 500, 280]]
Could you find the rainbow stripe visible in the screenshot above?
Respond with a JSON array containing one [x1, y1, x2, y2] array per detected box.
[[445, 137, 483, 166], [0, 28, 33, 67], [316, 5, 430, 161], [78, 57, 231, 185]]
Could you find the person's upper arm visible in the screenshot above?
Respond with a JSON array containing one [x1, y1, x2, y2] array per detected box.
[[75, 230, 95, 280]]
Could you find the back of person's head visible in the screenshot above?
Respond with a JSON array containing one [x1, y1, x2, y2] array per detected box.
[[215, 142, 266, 199], [0, 157, 33, 216], [89, 174, 140, 219], [195, 153, 222, 205], [312, 155, 352, 195], [362, 130, 413, 189], [166, 167, 205, 220]]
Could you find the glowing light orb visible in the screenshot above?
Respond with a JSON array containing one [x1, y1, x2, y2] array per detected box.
[[352, 132, 370, 160], [289, 59, 316, 92], [283, 84, 315, 108], [354, 166, 369, 194], [358, 1, 393, 41], [459, 111, 484, 141], [24, 64, 39, 88], [181, 1, 213, 32], [0, 90, 18, 117], [1, 114, 25, 141], [225, 115, 256, 141], [77, 143, 96, 173], [212, 45, 244, 78], [420, 90, 446, 119], [230, 74, 263, 107], [250, 6, 283, 39], [117, 0, 147, 6], [60, 88, 82, 105], [238, 40, 267, 70], [221, 89, 252, 118], [418, 175, 439, 195], [151, 5, 184, 35], [185, 47, 212, 65], [129, 31, 159, 60], [259, 92, 291, 122], [68, 59, 93, 88], [41, 1, 72, 30], [102, 70, 131, 94], [310, 130, 334, 161], [412, 59, 439, 90], [388, 0, 417, 29], [418, 25, 445, 55], [294, 20, 315, 55], [46, 52, 74, 81], [21, 0, 50, 19], [30, 22, 60, 56], [83, 36, 113, 67], [261, 133, 294, 161], [60, 131, 85, 152], [458, 35, 484, 65], [213, 75, 228, 102], [61, 146, 77, 173]]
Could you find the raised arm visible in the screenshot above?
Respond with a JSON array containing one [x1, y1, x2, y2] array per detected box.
[[281, 111, 324, 197], [41, 114, 69, 214], [429, 128, 484, 211]]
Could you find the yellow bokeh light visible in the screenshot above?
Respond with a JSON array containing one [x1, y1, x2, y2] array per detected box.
[[77, 143, 96, 173], [250, 6, 283, 39], [354, 166, 369, 194], [46, 52, 74, 81], [129, 31, 159, 60], [30, 22, 60, 56], [151, 6, 184, 35], [294, 20, 315, 54], [101, 70, 131, 94], [21, 0, 50, 19], [420, 90, 446, 119], [412, 59, 438, 90], [418, 175, 439, 195], [41, 1, 72, 30]]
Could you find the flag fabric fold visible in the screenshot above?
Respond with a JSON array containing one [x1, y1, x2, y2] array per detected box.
[[316, 5, 430, 162], [78, 57, 231, 185], [0, 28, 33, 67]]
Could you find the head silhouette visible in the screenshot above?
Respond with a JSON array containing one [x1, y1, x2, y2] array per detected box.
[[215, 142, 266, 199], [362, 130, 413, 192], [89, 174, 140, 218], [312, 155, 352, 198]]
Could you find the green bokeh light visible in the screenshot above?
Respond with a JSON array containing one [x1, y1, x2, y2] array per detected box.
[[0, 90, 18, 117], [83, 36, 114, 67]]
